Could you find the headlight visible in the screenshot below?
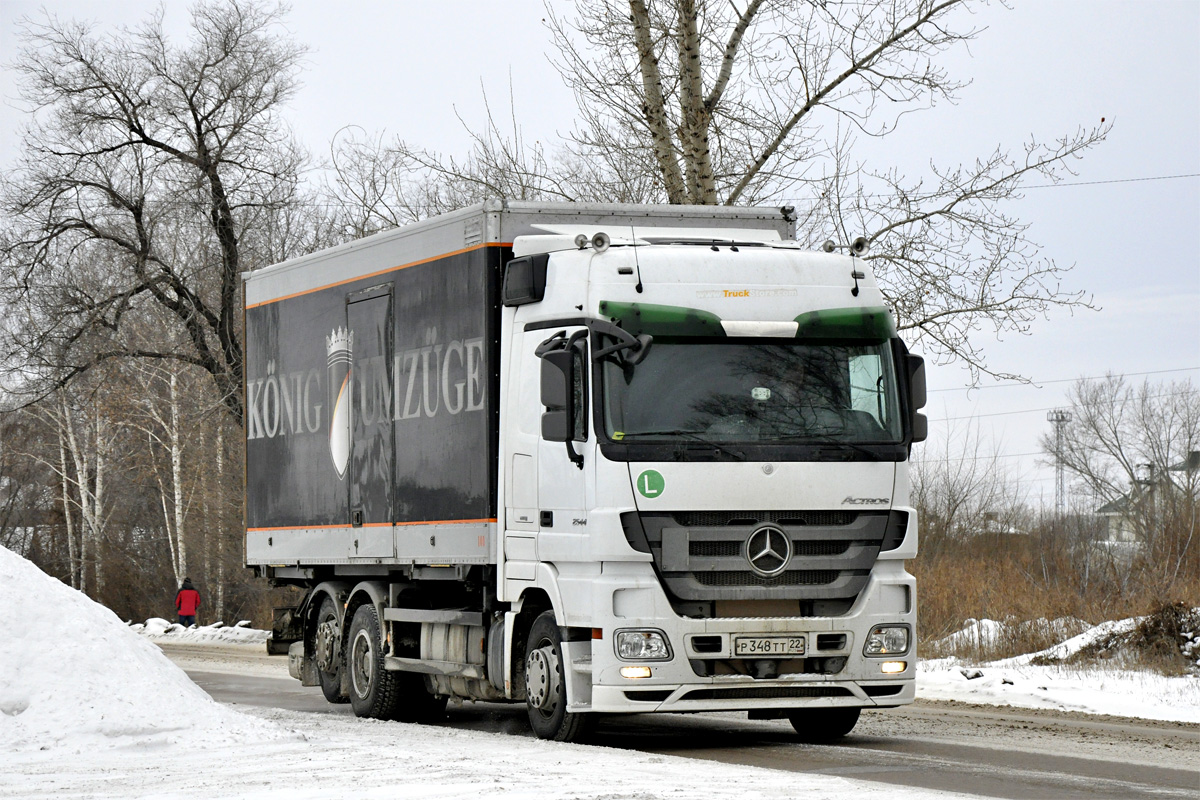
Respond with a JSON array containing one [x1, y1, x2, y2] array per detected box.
[[615, 629, 671, 660], [863, 625, 909, 656]]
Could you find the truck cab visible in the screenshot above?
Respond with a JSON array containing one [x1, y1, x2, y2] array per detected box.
[[497, 225, 924, 739]]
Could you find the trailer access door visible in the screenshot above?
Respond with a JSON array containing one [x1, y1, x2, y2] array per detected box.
[[347, 284, 395, 558]]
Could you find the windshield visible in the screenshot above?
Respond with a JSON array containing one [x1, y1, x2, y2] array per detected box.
[[599, 336, 903, 445]]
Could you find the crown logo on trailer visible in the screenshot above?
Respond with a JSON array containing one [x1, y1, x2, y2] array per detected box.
[[326, 327, 354, 479]]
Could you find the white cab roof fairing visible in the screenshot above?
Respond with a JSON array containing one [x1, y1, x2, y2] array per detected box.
[[585, 245, 887, 327], [531, 224, 783, 243], [511, 226, 787, 259]]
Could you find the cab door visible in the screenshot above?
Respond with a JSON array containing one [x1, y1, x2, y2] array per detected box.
[[535, 327, 590, 555]]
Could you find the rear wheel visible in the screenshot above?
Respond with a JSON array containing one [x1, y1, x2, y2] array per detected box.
[[525, 611, 590, 742], [315, 597, 348, 704], [787, 707, 861, 742], [346, 604, 447, 722], [347, 604, 402, 719]]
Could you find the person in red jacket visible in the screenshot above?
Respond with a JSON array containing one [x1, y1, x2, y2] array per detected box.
[[175, 578, 201, 627]]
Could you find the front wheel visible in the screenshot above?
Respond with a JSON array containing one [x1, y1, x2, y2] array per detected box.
[[525, 611, 591, 742], [787, 707, 861, 742]]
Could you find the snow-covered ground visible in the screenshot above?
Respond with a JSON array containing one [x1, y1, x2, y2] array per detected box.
[[3, 545, 1196, 798], [2, 546, 969, 799], [918, 617, 1200, 724]]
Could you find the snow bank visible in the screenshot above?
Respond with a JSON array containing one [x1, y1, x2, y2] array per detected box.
[[919, 614, 1200, 723], [131, 617, 270, 645], [0, 546, 283, 752]]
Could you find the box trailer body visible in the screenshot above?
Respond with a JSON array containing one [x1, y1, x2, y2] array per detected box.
[[244, 199, 926, 741]]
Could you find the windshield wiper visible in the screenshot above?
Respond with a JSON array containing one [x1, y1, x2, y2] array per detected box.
[[624, 429, 746, 461], [755, 433, 889, 459]]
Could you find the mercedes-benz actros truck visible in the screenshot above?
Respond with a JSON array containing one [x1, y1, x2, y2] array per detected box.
[[245, 200, 926, 742]]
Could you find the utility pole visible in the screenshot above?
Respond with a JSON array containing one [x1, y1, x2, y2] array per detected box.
[[1046, 409, 1072, 517]]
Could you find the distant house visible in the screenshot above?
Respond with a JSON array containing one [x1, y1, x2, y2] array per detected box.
[[1093, 451, 1199, 563]]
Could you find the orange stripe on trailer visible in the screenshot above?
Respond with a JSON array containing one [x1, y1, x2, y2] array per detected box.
[[245, 242, 513, 309]]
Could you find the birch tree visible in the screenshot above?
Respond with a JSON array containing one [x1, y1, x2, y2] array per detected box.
[[127, 363, 199, 585]]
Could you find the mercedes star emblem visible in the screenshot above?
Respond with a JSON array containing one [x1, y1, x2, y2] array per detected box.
[[745, 525, 791, 577]]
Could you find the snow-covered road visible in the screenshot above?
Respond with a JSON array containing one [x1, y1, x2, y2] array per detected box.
[[3, 546, 1198, 799], [169, 644, 1200, 800]]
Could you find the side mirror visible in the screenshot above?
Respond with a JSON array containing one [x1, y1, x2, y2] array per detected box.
[[503, 254, 549, 307], [540, 350, 574, 444], [540, 346, 585, 469], [911, 412, 928, 443], [906, 354, 926, 410]]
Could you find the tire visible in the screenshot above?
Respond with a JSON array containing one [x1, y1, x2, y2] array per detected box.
[[787, 707, 861, 742], [524, 611, 590, 742], [346, 604, 403, 720], [315, 596, 348, 704]]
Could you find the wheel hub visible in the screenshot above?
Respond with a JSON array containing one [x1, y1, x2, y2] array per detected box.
[[350, 629, 374, 698], [316, 619, 339, 672], [525, 645, 560, 711]]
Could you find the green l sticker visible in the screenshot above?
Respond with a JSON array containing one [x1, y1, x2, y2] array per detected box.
[[637, 469, 665, 498]]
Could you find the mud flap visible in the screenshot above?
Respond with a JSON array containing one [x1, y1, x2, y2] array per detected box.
[[288, 641, 320, 686]]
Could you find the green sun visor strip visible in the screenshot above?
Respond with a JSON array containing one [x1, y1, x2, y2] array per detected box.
[[794, 306, 896, 339], [597, 301, 896, 339], [598, 300, 724, 337]]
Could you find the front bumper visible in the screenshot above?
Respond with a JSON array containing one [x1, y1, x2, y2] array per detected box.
[[565, 560, 916, 714]]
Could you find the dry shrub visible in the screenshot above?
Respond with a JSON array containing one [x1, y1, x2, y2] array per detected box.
[[913, 521, 1200, 664]]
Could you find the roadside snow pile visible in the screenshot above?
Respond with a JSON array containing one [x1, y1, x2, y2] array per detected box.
[[0, 546, 285, 752], [925, 616, 1090, 659], [131, 618, 270, 645], [919, 611, 1200, 724]]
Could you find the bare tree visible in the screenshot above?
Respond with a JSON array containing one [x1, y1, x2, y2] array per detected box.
[[912, 418, 1024, 549], [0, 0, 308, 425], [329, 0, 1107, 381]]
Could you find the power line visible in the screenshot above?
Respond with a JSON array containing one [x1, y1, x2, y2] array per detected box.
[[928, 366, 1199, 393], [782, 171, 1199, 204], [918, 450, 1044, 464], [1022, 172, 1200, 190], [928, 388, 1196, 423]]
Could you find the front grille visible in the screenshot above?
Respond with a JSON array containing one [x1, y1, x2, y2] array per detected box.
[[696, 570, 840, 587], [683, 686, 852, 701], [691, 541, 741, 557], [673, 510, 857, 527], [628, 510, 892, 610], [690, 540, 849, 558]]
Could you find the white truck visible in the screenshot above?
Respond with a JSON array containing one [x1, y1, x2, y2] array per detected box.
[[245, 200, 926, 742]]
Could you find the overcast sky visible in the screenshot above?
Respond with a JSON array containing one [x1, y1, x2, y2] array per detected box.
[[1, 0, 1198, 507]]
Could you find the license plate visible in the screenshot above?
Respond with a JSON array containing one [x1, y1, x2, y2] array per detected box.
[[734, 636, 805, 656]]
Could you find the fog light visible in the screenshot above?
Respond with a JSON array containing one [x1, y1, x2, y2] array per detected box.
[[615, 629, 671, 660], [881, 661, 907, 674], [864, 625, 910, 656], [620, 666, 652, 679]]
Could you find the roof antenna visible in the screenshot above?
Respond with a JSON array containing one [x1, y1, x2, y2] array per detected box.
[[631, 226, 643, 293]]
